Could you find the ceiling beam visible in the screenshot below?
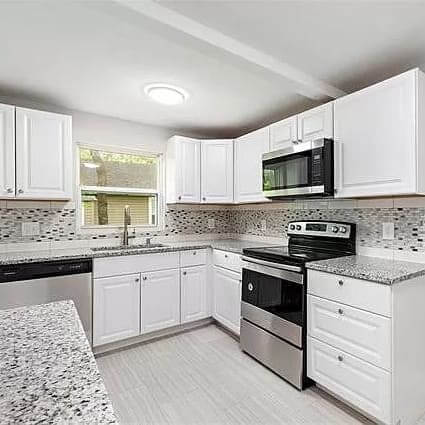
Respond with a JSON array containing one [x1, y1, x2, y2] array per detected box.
[[113, 0, 346, 100]]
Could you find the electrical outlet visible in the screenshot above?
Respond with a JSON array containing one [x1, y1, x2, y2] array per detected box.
[[208, 218, 215, 229], [382, 222, 394, 240], [261, 219, 267, 231], [21, 222, 40, 236]]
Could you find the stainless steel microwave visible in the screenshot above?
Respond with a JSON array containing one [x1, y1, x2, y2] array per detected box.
[[262, 138, 334, 198]]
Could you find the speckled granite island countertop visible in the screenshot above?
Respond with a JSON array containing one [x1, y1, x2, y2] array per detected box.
[[307, 255, 425, 285], [0, 239, 280, 266], [0, 301, 117, 424]]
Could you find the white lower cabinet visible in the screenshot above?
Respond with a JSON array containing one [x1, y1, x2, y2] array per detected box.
[[308, 337, 391, 424], [213, 266, 241, 335], [181, 265, 208, 324], [141, 269, 181, 334], [93, 274, 141, 346]]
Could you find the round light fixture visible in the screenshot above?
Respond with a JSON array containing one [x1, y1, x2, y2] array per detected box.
[[144, 83, 189, 105]]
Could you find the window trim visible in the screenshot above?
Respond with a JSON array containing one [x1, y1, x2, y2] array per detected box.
[[75, 142, 165, 233]]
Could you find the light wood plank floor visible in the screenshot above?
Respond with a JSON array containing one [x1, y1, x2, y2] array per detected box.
[[96, 325, 424, 425]]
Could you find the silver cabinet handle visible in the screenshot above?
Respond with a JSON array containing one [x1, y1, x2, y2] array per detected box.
[[338, 355, 344, 362], [202, 197, 206, 201], [182, 271, 187, 276], [338, 308, 344, 315], [338, 279, 344, 286], [142, 276, 147, 281], [292, 140, 298, 144], [18, 189, 24, 194], [193, 251, 197, 255], [6, 187, 13, 193], [178, 196, 182, 200], [135, 278, 140, 283], [224, 254, 228, 258]]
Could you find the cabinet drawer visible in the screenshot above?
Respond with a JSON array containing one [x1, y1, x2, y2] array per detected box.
[[308, 337, 391, 424], [180, 249, 207, 267], [308, 295, 391, 370], [94, 252, 180, 278], [213, 249, 241, 273], [308, 270, 391, 317]]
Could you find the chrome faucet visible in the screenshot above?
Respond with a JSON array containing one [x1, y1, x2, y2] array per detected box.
[[123, 205, 135, 246]]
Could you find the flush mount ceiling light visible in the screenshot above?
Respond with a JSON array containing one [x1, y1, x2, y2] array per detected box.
[[144, 83, 189, 105]]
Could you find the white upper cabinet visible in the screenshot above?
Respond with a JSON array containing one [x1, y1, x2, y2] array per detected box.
[[334, 69, 425, 198], [166, 136, 201, 203], [15, 107, 72, 200], [269, 116, 297, 151], [234, 127, 270, 203], [297, 102, 333, 142], [0, 103, 15, 198], [201, 139, 234, 203]]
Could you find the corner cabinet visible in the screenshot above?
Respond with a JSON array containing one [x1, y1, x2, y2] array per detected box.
[[0, 104, 73, 200], [201, 139, 234, 203], [166, 136, 201, 203], [234, 127, 270, 203], [166, 136, 233, 204], [334, 68, 425, 198]]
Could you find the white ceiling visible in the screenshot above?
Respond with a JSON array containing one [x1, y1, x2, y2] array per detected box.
[[0, 1, 424, 138]]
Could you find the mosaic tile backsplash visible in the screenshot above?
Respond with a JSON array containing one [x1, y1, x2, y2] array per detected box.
[[1, 201, 425, 253]]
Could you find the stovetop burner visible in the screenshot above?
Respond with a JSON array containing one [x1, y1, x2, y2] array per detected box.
[[242, 220, 356, 267]]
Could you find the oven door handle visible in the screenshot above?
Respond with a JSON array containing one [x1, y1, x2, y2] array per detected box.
[[241, 256, 302, 273]]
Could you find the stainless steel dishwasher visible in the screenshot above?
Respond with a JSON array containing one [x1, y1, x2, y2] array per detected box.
[[0, 259, 93, 344]]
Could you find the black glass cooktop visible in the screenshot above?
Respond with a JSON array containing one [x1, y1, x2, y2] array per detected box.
[[243, 245, 346, 266]]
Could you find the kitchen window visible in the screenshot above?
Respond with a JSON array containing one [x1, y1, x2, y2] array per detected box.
[[78, 146, 162, 229]]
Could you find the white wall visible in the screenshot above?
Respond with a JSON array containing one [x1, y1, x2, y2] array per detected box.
[[0, 94, 175, 153]]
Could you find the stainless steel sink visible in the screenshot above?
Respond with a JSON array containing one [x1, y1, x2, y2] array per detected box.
[[91, 243, 166, 252]]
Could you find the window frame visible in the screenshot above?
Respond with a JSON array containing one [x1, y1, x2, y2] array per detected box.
[[75, 142, 165, 233]]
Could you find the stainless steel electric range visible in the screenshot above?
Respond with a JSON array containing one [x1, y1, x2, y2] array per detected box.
[[240, 220, 356, 390]]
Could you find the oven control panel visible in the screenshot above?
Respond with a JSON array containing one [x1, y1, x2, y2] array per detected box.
[[287, 221, 352, 238]]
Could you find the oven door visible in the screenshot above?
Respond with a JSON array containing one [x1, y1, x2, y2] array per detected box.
[[262, 139, 333, 198], [241, 258, 304, 348]]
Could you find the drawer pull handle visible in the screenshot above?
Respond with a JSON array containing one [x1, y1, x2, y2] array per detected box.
[[142, 276, 147, 281], [183, 271, 187, 276], [135, 278, 140, 283], [193, 251, 197, 255], [225, 254, 228, 258], [338, 355, 344, 362], [338, 308, 344, 315], [338, 279, 344, 286]]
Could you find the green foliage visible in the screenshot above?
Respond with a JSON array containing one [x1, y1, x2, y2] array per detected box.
[[79, 148, 157, 166]]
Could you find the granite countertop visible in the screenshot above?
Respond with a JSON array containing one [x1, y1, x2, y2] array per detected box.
[[0, 239, 280, 266], [0, 300, 117, 424], [307, 255, 425, 285]]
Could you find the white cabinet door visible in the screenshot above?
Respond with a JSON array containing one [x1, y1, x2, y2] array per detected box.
[[15, 107, 72, 200], [174, 136, 201, 203], [308, 337, 391, 424], [141, 268, 180, 334], [93, 274, 140, 346], [297, 102, 333, 142], [269, 116, 297, 151], [213, 266, 241, 335], [0, 103, 15, 198], [334, 69, 417, 198], [181, 265, 208, 324], [234, 127, 270, 203], [201, 139, 234, 203]]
